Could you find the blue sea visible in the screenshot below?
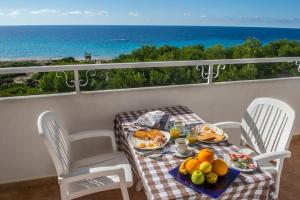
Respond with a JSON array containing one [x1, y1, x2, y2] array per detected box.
[[1, 25, 300, 60]]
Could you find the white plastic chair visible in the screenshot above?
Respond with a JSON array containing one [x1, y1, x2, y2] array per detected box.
[[37, 111, 133, 200], [214, 97, 295, 196]]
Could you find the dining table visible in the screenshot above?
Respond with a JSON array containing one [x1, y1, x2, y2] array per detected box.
[[114, 105, 276, 200]]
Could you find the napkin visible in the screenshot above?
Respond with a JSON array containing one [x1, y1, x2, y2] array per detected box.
[[133, 110, 171, 130]]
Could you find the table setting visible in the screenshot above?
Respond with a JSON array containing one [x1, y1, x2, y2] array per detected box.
[[114, 105, 275, 199]]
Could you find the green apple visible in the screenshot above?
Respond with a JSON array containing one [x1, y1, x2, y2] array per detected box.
[[199, 161, 212, 174], [191, 170, 205, 185], [206, 171, 218, 184]]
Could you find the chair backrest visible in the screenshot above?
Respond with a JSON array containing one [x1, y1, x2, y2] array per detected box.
[[37, 111, 71, 176], [241, 98, 295, 154]]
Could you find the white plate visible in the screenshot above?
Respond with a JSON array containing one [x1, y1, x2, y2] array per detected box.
[[129, 130, 170, 151], [224, 154, 257, 172], [196, 123, 228, 144]]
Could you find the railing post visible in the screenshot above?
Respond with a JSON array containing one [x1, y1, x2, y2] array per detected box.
[[207, 64, 214, 84], [73, 69, 80, 94]]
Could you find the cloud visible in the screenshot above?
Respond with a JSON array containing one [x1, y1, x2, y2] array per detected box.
[[96, 10, 109, 16], [62, 10, 109, 16], [7, 10, 22, 17], [225, 15, 300, 24], [128, 11, 141, 17], [199, 15, 300, 27], [84, 10, 109, 17], [200, 15, 207, 18], [183, 13, 191, 16], [31, 9, 58, 15], [83, 11, 93, 16], [66, 10, 82, 15]]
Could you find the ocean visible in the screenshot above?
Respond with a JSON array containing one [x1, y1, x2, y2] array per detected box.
[[1, 25, 300, 60]]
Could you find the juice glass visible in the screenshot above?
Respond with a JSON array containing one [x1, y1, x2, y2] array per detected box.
[[170, 127, 180, 139], [186, 132, 197, 145]]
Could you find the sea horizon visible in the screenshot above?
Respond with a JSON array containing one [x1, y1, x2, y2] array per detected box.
[[1, 25, 300, 61], [1, 24, 300, 29]]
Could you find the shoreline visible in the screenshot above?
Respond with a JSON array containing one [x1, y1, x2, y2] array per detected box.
[[0, 57, 113, 63]]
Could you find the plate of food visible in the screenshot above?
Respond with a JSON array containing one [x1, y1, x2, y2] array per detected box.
[[193, 124, 228, 144], [129, 129, 170, 150], [224, 153, 257, 172]]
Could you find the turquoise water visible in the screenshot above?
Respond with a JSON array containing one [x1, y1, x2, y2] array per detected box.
[[0, 25, 300, 60]]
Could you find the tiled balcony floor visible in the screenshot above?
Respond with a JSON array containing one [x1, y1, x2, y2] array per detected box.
[[1, 135, 300, 200]]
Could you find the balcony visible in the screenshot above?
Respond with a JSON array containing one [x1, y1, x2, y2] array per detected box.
[[0, 57, 300, 199]]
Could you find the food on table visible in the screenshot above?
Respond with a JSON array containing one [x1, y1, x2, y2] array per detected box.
[[179, 157, 202, 175], [194, 160, 201, 171], [134, 130, 148, 139], [179, 157, 193, 175], [197, 133, 215, 141], [186, 133, 197, 145], [199, 162, 212, 174], [213, 133, 225, 141], [133, 129, 167, 149], [212, 159, 228, 176], [134, 129, 163, 140], [147, 129, 164, 139], [136, 143, 146, 148], [170, 127, 180, 139], [197, 148, 215, 164], [194, 124, 225, 142], [191, 170, 205, 185], [146, 143, 154, 147], [185, 158, 201, 175], [229, 153, 256, 170], [205, 172, 218, 184], [178, 149, 229, 185]]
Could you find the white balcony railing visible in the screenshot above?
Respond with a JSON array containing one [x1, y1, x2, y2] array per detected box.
[[0, 57, 300, 94]]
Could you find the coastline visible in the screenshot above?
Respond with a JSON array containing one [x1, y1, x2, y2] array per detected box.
[[0, 57, 112, 64]]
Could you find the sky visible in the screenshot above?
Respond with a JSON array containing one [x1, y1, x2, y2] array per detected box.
[[0, 0, 300, 28]]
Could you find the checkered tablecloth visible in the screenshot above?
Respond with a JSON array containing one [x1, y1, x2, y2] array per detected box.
[[114, 105, 275, 200]]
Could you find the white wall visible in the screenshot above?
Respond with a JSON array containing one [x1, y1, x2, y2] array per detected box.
[[0, 77, 299, 183]]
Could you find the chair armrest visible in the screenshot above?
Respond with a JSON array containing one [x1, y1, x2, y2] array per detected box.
[[59, 165, 125, 184], [69, 130, 117, 151], [214, 121, 241, 129], [253, 150, 291, 164]]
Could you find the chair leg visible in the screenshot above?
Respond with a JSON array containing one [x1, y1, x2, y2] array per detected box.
[[120, 183, 130, 200], [119, 171, 130, 200], [59, 184, 69, 200], [136, 179, 143, 192]]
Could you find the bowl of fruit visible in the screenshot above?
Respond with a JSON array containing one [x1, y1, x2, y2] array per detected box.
[[169, 148, 240, 199]]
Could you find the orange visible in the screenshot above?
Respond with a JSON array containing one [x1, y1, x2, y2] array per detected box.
[[194, 160, 201, 170], [212, 159, 228, 176], [185, 158, 200, 175], [197, 148, 214, 164]]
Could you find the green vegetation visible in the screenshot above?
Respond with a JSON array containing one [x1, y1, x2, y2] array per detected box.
[[0, 38, 300, 97]]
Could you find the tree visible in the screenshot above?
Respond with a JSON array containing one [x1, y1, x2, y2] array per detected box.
[[1, 39, 300, 97], [205, 45, 227, 59]]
